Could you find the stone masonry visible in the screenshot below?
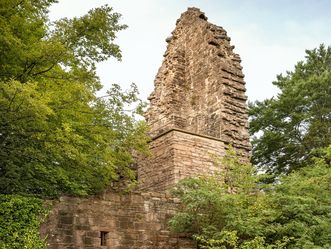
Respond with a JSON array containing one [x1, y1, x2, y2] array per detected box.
[[138, 7, 250, 191], [138, 129, 226, 191], [41, 192, 195, 249], [41, 8, 250, 248], [146, 8, 249, 146]]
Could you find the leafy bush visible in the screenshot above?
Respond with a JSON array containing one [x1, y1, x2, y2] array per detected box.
[[170, 147, 331, 248], [0, 195, 47, 249]]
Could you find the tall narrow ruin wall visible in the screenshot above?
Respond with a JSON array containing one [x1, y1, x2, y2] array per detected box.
[[146, 8, 250, 154], [139, 7, 251, 192], [41, 192, 195, 249]]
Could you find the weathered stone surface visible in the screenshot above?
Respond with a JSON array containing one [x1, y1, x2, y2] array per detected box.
[[138, 129, 226, 191], [41, 192, 194, 249], [41, 7, 251, 248], [145, 7, 250, 154], [139, 7, 250, 191]]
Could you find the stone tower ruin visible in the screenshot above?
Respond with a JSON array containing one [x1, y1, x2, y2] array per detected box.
[[138, 7, 250, 191], [41, 8, 250, 249]]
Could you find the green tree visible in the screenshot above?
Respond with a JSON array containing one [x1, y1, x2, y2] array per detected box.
[[0, 0, 149, 196], [0, 0, 125, 83], [170, 147, 331, 248], [265, 146, 331, 248], [249, 45, 331, 177]]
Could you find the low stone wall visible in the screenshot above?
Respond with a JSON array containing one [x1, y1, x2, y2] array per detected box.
[[41, 191, 195, 249]]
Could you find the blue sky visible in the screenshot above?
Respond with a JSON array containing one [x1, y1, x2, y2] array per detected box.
[[49, 0, 331, 102]]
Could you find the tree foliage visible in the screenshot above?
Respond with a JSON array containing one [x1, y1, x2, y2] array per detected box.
[[249, 44, 331, 177], [0, 0, 126, 83], [0, 0, 148, 197], [0, 195, 47, 249], [266, 146, 331, 248], [170, 147, 331, 248]]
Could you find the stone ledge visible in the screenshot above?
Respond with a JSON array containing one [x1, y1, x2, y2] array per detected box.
[[151, 128, 226, 143]]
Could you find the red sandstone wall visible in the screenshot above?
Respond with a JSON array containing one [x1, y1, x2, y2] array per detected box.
[[40, 192, 194, 249], [138, 129, 226, 191], [145, 8, 250, 153]]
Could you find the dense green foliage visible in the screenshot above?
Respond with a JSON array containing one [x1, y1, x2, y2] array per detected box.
[[170, 147, 331, 248], [0, 195, 47, 249], [0, 1, 148, 247], [0, 0, 148, 197], [266, 147, 331, 248], [249, 45, 331, 177]]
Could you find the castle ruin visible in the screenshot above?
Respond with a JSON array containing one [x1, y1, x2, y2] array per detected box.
[[41, 8, 250, 248]]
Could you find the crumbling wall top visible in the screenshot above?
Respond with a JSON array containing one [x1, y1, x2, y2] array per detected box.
[[145, 7, 250, 152]]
